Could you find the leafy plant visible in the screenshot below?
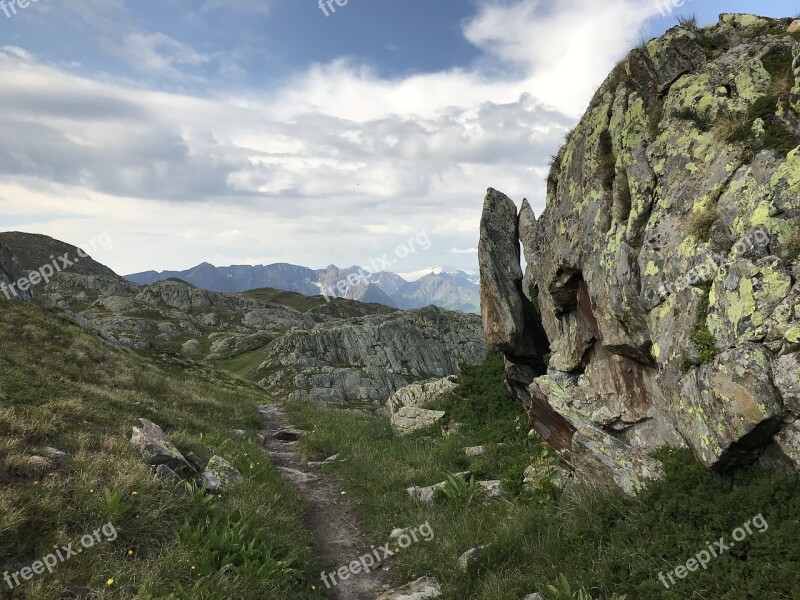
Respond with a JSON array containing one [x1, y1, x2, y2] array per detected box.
[[436, 474, 482, 507], [177, 508, 304, 586], [546, 573, 627, 600], [101, 488, 133, 521]]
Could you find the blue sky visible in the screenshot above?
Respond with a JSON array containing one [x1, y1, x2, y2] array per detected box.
[[0, 0, 798, 275]]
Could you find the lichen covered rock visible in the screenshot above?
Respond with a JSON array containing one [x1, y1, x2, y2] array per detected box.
[[481, 14, 800, 492]]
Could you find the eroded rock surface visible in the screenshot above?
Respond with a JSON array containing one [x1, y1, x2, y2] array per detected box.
[[481, 14, 800, 492]]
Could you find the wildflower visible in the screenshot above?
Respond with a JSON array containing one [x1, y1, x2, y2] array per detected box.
[[106, 578, 114, 586], [127, 549, 134, 556]]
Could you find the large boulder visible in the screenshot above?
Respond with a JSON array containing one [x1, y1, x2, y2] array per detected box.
[[387, 376, 456, 434], [481, 14, 800, 492]]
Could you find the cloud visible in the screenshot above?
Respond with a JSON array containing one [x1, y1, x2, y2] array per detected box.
[[201, 0, 271, 13], [0, 0, 664, 273]]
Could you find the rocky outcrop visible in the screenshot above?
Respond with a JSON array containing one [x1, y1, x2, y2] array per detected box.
[[258, 307, 484, 403], [0, 233, 484, 406], [481, 14, 800, 492]]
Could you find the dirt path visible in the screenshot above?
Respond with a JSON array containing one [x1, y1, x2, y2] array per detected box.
[[258, 404, 390, 600]]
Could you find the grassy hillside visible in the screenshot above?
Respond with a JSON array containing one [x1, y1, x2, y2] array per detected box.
[[286, 354, 800, 600], [0, 300, 318, 599]]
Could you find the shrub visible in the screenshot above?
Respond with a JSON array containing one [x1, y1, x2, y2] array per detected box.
[[688, 286, 719, 365], [685, 205, 719, 241], [677, 14, 698, 29]]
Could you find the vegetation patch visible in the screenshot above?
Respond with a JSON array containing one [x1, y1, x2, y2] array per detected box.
[[287, 353, 800, 599], [0, 300, 318, 599], [685, 205, 719, 241]]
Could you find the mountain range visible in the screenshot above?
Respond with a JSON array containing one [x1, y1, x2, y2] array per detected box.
[[126, 263, 481, 313]]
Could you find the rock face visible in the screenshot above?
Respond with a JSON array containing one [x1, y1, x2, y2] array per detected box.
[[481, 14, 800, 492], [258, 308, 484, 404]]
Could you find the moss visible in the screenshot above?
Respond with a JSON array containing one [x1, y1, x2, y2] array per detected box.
[[689, 286, 719, 365], [528, 283, 542, 316]]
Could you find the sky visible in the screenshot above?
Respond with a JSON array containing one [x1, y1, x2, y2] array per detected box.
[[0, 0, 798, 276]]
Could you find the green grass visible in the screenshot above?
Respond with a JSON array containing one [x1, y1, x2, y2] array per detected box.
[[0, 300, 319, 599], [285, 353, 800, 600]]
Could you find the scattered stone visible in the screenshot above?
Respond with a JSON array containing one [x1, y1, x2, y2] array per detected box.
[[155, 464, 181, 484], [377, 576, 442, 600], [522, 594, 544, 600], [130, 418, 194, 476], [257, 433, 266, 444], [406, 472, 472, 505], [464, 446, 486, 458], [181, 339, 200, 354], [325, 453, 340, 462], [788, 19, 800, 32], [457, 547, 483, 574], [445, 422, 464, 435], [185, 452, 206, 473], [477, 480, 504, 499], [201, 455, 243, 491], [230, 429, 247, 438], [273, 427, 307, 442]]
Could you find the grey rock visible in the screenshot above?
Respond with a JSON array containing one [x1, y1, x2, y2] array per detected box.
[[377, 576, 442, 600], [201, 455, 243, 491], [464, 446, 487, 458], [181, 339, 200, 354], [130, 419, 193, 476], [155, 464, 181, 484], [457, 547, 482, 574]]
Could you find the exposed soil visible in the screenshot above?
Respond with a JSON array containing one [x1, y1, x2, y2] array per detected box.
[[259, 404, 390, 600]]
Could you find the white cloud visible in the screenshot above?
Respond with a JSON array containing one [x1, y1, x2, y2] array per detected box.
[[0, 0, 664, 274]]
